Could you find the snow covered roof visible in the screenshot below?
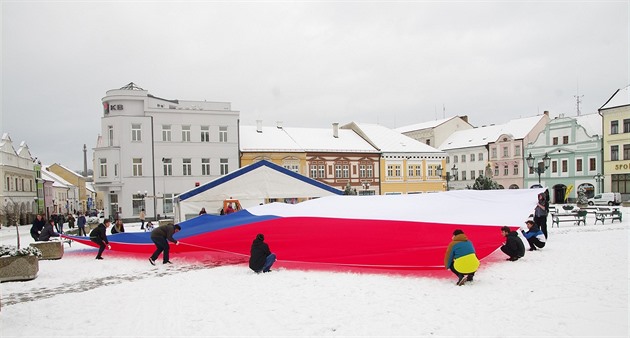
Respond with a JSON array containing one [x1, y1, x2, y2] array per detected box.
[[41, 168, 72, 188], [240, 124, 379, 153], [395, 116, 460, 133], [439, 115, 545, 150], [599, 84, 630, 110], [343, 122, 445, 154], [574, 113, 602, 137]]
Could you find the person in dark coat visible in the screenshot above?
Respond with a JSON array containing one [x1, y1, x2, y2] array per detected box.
[[38, 219, 60, 241], [77, 212, 87, 236], [30, 214, 46, 241], [249, 233, 276, 273], [149, 224, 181, 265], [500, 226, 525, 261], [534, 193, 548, 239], [89, 219, 111, 260]]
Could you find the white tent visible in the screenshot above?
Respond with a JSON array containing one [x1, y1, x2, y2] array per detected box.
[[174, 160, 342, 221]]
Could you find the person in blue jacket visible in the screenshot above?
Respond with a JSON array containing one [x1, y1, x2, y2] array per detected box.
[[522, 220, 546, 251], [444, 229, 480, 286]]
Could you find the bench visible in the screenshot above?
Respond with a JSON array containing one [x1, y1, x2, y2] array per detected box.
[[594, 210, 622, 224], [30, 241, 64, 260], [551, 211, 587, 227]]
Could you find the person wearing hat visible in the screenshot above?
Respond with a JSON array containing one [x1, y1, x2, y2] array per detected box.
[[149, 223, 181, 265], [89, 218, 111, 260], [444, 229, 480, 286], [500, 226, 525, 261], [249, 233, 276, 273], [522, 220, 546, 251]]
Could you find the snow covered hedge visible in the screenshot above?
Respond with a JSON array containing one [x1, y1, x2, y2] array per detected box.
[[0, 244, 42, 258]]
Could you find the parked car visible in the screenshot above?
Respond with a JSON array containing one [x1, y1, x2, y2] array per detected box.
[[588, 192, 622, 206]]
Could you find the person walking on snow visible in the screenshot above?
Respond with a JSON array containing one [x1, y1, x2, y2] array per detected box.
[[149, 223, 181, 265], [249, 233, 276, 273], [444, 229, 480, 286], [139, 209, 146, 230], [89, 219, 111, 260], [77, 212, 87, 236], [500, 226, 525, 261]]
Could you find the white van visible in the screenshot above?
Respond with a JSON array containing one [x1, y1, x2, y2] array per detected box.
[[588, 192, 622, 206]]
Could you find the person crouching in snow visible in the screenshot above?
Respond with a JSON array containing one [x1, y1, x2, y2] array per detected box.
[[89, 219, 111, 260], [522, 220, 546, 251], [444, 229, 480, 286], [149, 223, 181, 265], [249, 233, 276, 273], [500, 226, 525, 261]]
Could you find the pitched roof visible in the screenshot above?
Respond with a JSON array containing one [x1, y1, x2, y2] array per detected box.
[[573, 113, 602, 137], [599, 84, 630, 110], [343, 122, 444, 154], [395, 116, 460, 133]]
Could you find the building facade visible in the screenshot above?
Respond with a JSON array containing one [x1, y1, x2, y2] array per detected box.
[[397, 115, 473, 148], [92, 83, 240, 221], [525, 114, 602, 203], [0, 133, 37, 225], [599, 85, 630, 201]]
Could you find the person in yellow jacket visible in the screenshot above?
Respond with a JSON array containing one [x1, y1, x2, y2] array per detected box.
[[444, 229, 480, 286]]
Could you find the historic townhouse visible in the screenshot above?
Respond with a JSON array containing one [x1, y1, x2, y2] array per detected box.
[[343, 122, 446, 194], [599, 85, 630, 201], [46, 163, 88, 212], [525, 114, 602, 203], [93, 83, 240, 221], [397, 115, 473, 148], [0, 133, 37, 224]]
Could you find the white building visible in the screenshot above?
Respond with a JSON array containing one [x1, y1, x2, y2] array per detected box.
[[0, 133, 37, 225], [92, 83, 240, 221]]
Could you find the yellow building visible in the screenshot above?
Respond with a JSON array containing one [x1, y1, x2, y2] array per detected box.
[[599, 85, 630, 200], [46, 163, 89, 211]]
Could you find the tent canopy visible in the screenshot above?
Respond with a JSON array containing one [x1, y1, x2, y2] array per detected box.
[[175, 160, 342, 221]]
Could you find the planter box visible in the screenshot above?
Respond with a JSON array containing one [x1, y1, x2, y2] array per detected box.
[[0, 255, 39, 282], [30, 241, 64, 260]]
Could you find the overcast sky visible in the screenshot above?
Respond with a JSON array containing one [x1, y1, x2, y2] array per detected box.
[[1, 1, 628, 172]]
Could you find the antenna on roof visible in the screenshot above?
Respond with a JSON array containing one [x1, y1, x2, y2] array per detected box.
[[442, 104, 445, 119], [574, 81, 583, 116]]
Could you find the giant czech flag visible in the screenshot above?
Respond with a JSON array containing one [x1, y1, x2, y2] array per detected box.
[[65, 188, 543, 273]]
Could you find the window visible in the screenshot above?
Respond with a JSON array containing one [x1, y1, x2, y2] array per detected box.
[[514, 145, 521, 157], [611, 174, 630, 194], [132, 193, 144, 215], [446, 156, 450, 164], [408, 164, 422, 177], [183, 158, 192, 176], [589, 158, 596, 171], [470, 153, 475, 162], [552, 137, 558, 145], [470, 170, 475, 180], [366, 165, 373, 178], [220, 158, 229, 175], [219, 126, 228, 142], [611, 120, 618, 134], [99, 158, 107, 177], [479, 170, 483, 177], [503, 165, 508, 176], [114, 163, 118, 177], [503, 146, 508, 158], [576, 159, 583, 172], [491, 148, 497, 159], [163, 158, 172, 176], [478, 153, 484, 161], [342, 165, 349, 178], [318, 165, 325, 178], [163, 193, 174, 214], [283, 160, 299, 173], [494, 165, 499, 176], [202, 158, 211, 175], [562, 136, 569, 144], [624, 119, 630, 133], [132, 158, 143, 176], [624, 144, 630, 160], [386, 164, 401, 178], [359, 165, 366, 178], [551, 161, 557, 173], [131, 124, 141, 141], [461, 171, 466, 180], [162, 125, 171, 141], [611, 145, 619, 161], [201, 126, 210, 142], [108, 126, 114, 146], [454, 155, 458, 163], [335, 165, 342, 178], [461, 155, 466, 163], [513, 164, 519, 175], [427, 165, 435, 177], [182, 125, 191, 142], [310, 165, 318, 178], [562, 160, 568, 173]]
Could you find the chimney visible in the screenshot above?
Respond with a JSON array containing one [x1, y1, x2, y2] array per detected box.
[[332, 123, 339, 138], [543, 111, 549, 116], [256, 120, 262, 133], [276, 121, 283, 129]]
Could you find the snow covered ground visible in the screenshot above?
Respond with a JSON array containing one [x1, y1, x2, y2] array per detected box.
[[1, 207, 628, 337]]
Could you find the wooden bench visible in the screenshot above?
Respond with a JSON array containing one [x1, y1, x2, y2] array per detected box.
[[551, 211, 587, 227], [594, 210, 622, 224]]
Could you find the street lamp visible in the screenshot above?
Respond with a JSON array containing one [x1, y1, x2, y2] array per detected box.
[[594, 173, 604, 194], [436, 164, 458, 191], [361, 181, 372, 196], [526, 152, 551, 185]]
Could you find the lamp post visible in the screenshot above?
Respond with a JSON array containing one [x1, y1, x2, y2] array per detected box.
[[436, 164, 458, 191], [526, 152, 551, 185], [594, 173, 604, 194], [361, 181, 371, 196]]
